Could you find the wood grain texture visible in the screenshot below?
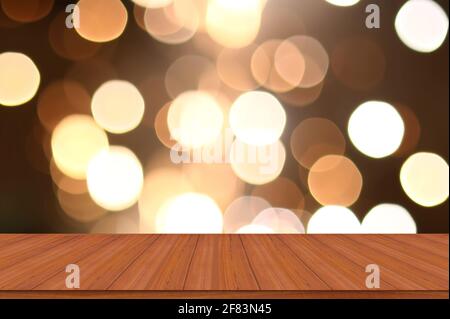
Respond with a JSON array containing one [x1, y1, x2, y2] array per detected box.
[[0, 234, 447, 298]]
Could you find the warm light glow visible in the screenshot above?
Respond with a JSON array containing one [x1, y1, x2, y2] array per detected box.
[[223, 196, 271, 233], [362, 204, 417, 234], [251, 177, 304, 210], [132, 0, 172, 8], [155, 193, 223, 233], [51, 115, 109, 179], [308, 206, 361, 234], [230, 91, 286, 146], [1, 0, 54, 23], [395, 0, 449, 53], [0, 52, 40, 107], [348, 101, 405, 158], [326, 0, 360, 7], [206, 0, 263, 48], [92, 80, 145, 134], [168, 90, 224, 149], [400, 152, 449, 207], [252, 207, 305, 234], [230, 139, 286, 185], [236, 224, 274, 234], [308, 155, 363, 207], [75, 0, 128, 43], [57, 189, 106, 223], [87, 146, 144, 211]]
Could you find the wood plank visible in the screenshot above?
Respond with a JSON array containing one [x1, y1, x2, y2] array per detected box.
[[0, 234, 31, 249], [240, 235, 329, 290], [317, 235, 446, 290], [34, 235, 157, 290], [390, 235, 449, 258], [0, 235, 113, 290], [109, 235, 198, 290], [184, 235, 259, 290], [279, 235, 395, 290]]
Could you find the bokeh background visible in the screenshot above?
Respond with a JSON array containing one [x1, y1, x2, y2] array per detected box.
[[0, 0, 448, 233]]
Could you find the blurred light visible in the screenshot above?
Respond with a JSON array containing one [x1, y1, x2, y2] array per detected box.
[[49, 12, 101, 61], [290, 118, 346, 169], [251, 177, 304, 210], [216, 45, 260, 91], [278, 82, 324, 108], [144, 0, 199, 44], [57, 189, 106, 223], [230, 91, 286, 146], [139, 166, 193, 233], [37, 80, 91, 132], [283, 35, 329, 88], [308, 206, 361, 234], [168, 90, 224, 149], [394, 104, 421, 157], [253, 207, 305, 234], [92, 80, 145, 134], [206, 0, 263, 48], [223, 196, 271, 233], [75, 0, 128, 43], [395, 0, 449, 53], [165, 55, 220, 99], [91, 209, 140, 233], [1, 0, 54, 23], [132, 0, 172, 8], [400, 152, 449, 207], [348, 101, 405, 158], [362, 204, 417, 234], [251, 40, 298, 92], [274, 39, 306, 87], [51, 115, 109, 179], [155, 193, 223, 233], [87, 146, 144, 211], [236, 224, 274, 234], [308, 155, 363, 207], [230, 139, 286, 185], [50, 159, 87, 195], [325, 0, 360, 6], [154, 102, 177, 149], [331, 37, 385, 91], [0, 52, 40, 107]]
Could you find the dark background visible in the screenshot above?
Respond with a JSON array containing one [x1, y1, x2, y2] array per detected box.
[[0, 0, 448, 233]]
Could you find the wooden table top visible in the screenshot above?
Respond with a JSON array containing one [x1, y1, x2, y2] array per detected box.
[[0, 234, 448, 299]]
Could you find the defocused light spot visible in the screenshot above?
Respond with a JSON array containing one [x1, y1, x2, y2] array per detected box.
[[217, 45, 259, 91], [274, 40, 306, 87], [154, 102, 177, 149], [400, 152, 449, 207], [251, 40, 297, 92], [251, 177, 304, 210], [325, 0, 360, 6], [0, 52, 40, 107], [87, 146, 144, 211], [144, 0, 199, 44], [156, 193, 223, 233], [331, 37, 386, 91], [165, 55, 220, 99], [37, 80, 91, 132], [51, 115, 108, 179], [206, 0, 263, 48], [394, 104, 421, 157], [348, 101, 405, 158], [76, 0, 128, 43], [253, 207, 305, 234], [223, 196, 271, 233], [92, 80, 145, 134], [230, 91, 286, 146], [308, 155, 363, 207], [291, 118, 346, 169], [132, 0, 172, 8], [230, 139, 286, 185], [139, 166, 193, 233], [395, 0, 449, 53], [362, 204, 417, 234], [1, 0, 54, 23], [91, 209, 140, 233], [168, 90, 224, 149], [236, 224, 274, 234], [278, 82, 324, 108], [308, 206, 361, 234], [57, 188, 106, 223], [283, 36, 329, 88], [50, 159, 87, 195]]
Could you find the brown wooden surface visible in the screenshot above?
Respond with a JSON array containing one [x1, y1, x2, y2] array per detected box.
[[0, 234, 448, 299]]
